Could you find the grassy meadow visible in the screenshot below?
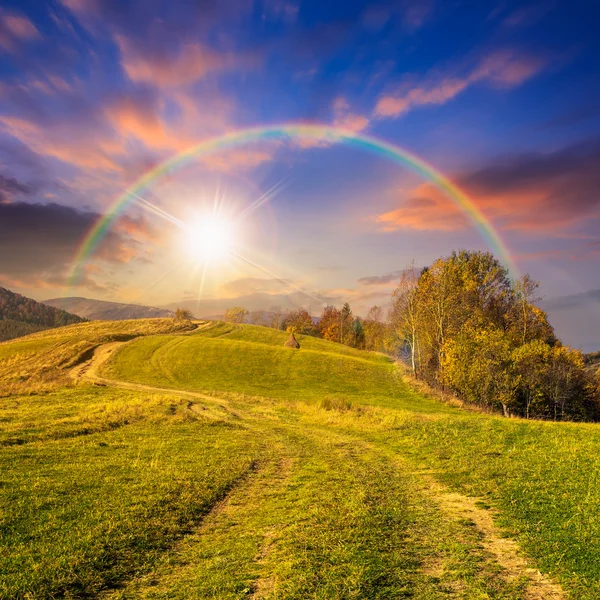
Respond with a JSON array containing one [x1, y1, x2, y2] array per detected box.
[[1, 319, 600, 598]]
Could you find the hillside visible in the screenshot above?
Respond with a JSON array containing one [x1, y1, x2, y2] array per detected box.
[[0, 286, 85, 342], [44, 296, 175, 321], [1, 320, 600, 598]]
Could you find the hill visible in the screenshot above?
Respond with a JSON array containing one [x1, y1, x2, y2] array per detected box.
[[0, 286, 85, 342], [44, 296, 175, 320], [1, 319, 600, 598]]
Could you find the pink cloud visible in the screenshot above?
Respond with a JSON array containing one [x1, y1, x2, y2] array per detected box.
[[374, 50, 547, 119], [116, 35, 250, 88], [374, 137, 600, 235], [0, 9, 40, 52]]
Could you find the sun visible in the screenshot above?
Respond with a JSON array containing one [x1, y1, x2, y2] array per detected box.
[[186, 214, 236, 263]]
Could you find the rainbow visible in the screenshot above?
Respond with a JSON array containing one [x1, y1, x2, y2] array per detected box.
[[69, 123, 517, 285]]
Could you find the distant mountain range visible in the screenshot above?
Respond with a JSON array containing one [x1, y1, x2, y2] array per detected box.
[[0, 287, 86, 342], [163, 291, 334, 320], [43, 297, 175, 321]]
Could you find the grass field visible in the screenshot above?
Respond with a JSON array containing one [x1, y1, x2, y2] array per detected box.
[[2, 319, 600, 598]]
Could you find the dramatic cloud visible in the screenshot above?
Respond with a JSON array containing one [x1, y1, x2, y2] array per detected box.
[[0, 173, 32, 203], [376, 136, 600, 234], [374, 49, 546, 118], [0, 202, 154, 291]]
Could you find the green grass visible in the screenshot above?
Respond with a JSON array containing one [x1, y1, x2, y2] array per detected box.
[[2, 319, 600, 598], [104, 323, 440, 411], [0, 385, 259, 598]]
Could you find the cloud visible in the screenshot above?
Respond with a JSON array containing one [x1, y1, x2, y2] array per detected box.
[[116, 36, 244, 88], [357, 270, 404, 286], [374, 49, 546, 118], [0, 115, 122, 173], [332, 97, 370, 133], [542, 289, 600, 311], [375, 136, 600, 234], [376, 185, 467, 231], [0, 202, 153, 291], [0, 9, 40, 52], [220, 277, 296, 297], [0, 173, 32, 203]]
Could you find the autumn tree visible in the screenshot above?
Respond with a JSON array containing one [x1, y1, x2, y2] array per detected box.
[[282, 308, 316, 335], [507, 275, 555, 346], [319, 305, 341, 342], [268, 305, 283, 330], [441, 324, 516, 416], [224, 306, 249, 323], [249, 310, 267, 326], [363, 305, 387, 352], [174, 308, 193, 322], [389, 264, 421, 375]]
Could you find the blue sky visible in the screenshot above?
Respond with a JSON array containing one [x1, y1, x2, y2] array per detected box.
[[0, 0, 599, 349]]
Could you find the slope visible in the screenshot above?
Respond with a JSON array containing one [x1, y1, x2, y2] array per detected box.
[[2, 320, 600, 598], [0, 286, 85, 342], [44, 296, 175, 320]]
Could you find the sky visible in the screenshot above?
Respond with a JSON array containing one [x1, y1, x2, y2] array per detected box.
[[0, 0, 599, 350]]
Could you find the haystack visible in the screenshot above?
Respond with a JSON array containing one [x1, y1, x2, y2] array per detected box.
[[284, 333, 300, 349]]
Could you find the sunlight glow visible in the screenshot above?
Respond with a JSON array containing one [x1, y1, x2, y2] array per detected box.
[[186, 214, 236, 263]]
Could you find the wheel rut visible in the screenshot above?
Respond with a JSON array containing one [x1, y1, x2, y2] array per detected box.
[[70, 342, 567, 599]]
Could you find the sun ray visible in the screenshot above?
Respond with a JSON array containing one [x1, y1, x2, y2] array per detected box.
[[126, 191, 186, 229], [231, 251, 325, 306], [235, 179, 287, 222]]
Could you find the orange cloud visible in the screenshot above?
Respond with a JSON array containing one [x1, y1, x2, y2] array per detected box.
[[374, 137, 600, 235], [116, 35, 247, 88], [374, 50, 546, 118], [376, 183, 467, 232], [105, 96, 173, 151], [0, 115, 122, 172]]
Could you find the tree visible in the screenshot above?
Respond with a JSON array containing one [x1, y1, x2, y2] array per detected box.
[[224, 306, 249, 323], [348, 317, 365, 348], [442, 324, 517, 416], [363, 305, 387, 352], [340, 302, 353, 344], [268, 305, 283, 330], [389, 264, 421, 375], [249, 310, 267, 326], [508, 275, 555, 346], [174, 308, 193, 322], [282, 308, 316, 335], [319, 305, 341, 342]]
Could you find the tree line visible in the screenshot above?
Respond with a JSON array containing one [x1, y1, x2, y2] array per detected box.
[[222, 250, 600, 422], [0, 286, 86, 342], [388, 251, 599, 421]]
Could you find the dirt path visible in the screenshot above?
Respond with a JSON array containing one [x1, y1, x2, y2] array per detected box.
[[412, 469, 565, 599], [75, 341, 567, 600], [70, 341, 223, 405]]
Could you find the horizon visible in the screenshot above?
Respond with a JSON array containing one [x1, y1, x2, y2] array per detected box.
[[0, 0, 599, 350]]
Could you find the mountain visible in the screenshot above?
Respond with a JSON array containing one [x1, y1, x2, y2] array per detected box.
[[44, 297, 175, 321], [163, 291, 337, 320], [0, 287, 86, 342]]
